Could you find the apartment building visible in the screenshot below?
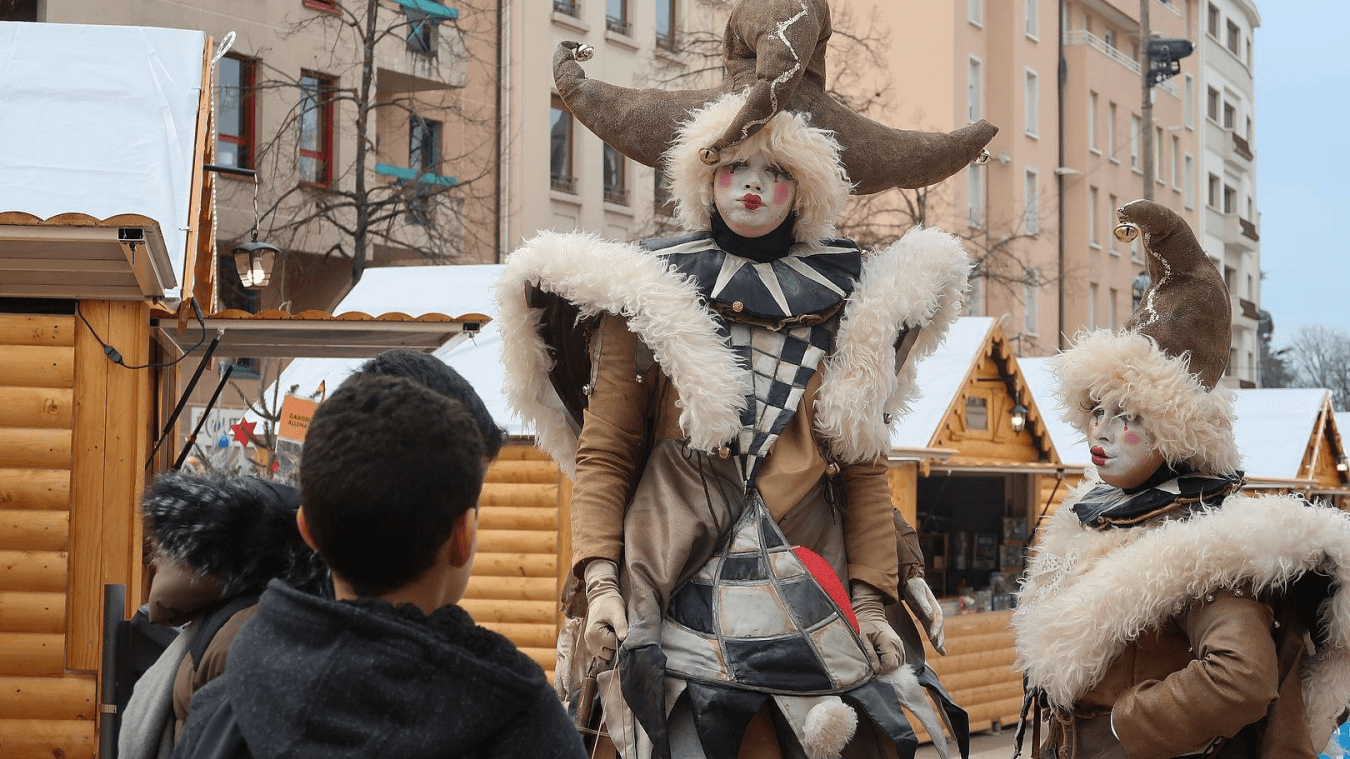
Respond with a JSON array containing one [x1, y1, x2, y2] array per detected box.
[[4, 0, 501, 317], [504, 0, 724, 249], [1196, 0, 1261, 389]]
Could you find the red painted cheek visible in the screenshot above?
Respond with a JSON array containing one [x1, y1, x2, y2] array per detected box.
[[717, 172, 733, 188], [1122, 432, 1143, 446], [772, 183, 792, 206]]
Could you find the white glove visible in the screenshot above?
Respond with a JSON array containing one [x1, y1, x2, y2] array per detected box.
[[850, 581, 904, 674], [582, 559, 628, 662], [903, 576, 947, 655]]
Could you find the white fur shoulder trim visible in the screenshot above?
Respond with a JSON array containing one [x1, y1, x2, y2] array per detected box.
[[815, 226, 971, 462], [496, 231, 745, 476], [1014, 492, 1350, 743]]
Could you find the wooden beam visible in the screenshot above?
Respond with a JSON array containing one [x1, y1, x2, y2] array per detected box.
[[0, 633, 65, 676], [0, 510, 69, 552], [472, 552, 557, 578], [0, 551, 68, 593], [462, 576, 557, 602], [0, 592, 66, 634], [0, 429, 72, 470], [0, 387, 74, 429], [476, 530, 561, 555], [101, 301, 149, 619], [0, 315, 76, 347], [0, 346, 75, 389], [0, 676, 95, 721], [0, 470, 70, 511], [0, 717, 95, 759], [67, 301, 109, 672], [457, 599, 557, 625], [476, 506, 557, 531]]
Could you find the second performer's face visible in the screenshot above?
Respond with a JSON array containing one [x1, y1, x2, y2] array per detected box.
[[1088, 406, 1165, 489], [712, 151, 796, 238]]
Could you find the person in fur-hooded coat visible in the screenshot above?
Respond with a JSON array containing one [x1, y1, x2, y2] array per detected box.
[[499, 88, 976, 759], [119, 472, 328, 757], [1012, 199, 1350, 759]]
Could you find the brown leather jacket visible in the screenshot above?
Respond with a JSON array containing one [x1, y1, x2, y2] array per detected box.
[[569, 313, 921, 603]]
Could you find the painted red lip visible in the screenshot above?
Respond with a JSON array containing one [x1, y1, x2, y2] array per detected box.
[[741, 194, 762, 210], [1090, 446, 1107, 466]]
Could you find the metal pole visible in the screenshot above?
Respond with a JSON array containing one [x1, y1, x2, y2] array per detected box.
[[1140, 0, 1154, 200], [99, 583, 126, 758]]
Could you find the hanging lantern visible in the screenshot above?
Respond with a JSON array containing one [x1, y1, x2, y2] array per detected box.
[[1009, 403, 1029, 435], [232, 239, 280, 289]]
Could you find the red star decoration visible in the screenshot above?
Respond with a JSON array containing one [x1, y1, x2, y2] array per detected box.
[[230, 420, 257, 446]]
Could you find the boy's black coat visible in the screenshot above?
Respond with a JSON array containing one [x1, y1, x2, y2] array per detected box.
[[174, 580, 586, 759]]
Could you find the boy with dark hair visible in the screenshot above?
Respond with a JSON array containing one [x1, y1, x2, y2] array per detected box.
[[352, 348, 506, 461], [174, 374, 585, 759]]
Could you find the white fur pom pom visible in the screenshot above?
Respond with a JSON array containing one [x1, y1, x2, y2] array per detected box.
[[803, 696, 857, 759]]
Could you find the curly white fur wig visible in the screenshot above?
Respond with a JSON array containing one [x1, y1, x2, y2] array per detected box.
[[664, 91, 852, 244], [1051, 329, 1241, 476]]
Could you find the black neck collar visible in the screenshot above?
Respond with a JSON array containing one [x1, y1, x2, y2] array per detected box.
[[709, 210, 798, 263]]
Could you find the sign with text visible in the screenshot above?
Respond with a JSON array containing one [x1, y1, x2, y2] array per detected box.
[[278, 394, 319, 444]]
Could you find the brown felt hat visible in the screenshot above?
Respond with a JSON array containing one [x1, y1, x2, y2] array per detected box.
[[552, 0, 997, 195], [1117, 199, 1231, 390]]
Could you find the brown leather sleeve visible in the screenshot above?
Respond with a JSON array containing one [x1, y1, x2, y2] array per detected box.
[[893, 510, 925, 583], [568, 314, 652, 579], [841, 457, 902, 603], [1112, 591, 1279, 759]]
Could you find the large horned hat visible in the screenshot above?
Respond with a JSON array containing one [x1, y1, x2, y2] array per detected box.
[[553, 0, 998, 195]]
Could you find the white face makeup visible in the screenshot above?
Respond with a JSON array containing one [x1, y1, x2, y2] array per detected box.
[[1088, 406, 1166, 489], [712, 151, 797, 238]]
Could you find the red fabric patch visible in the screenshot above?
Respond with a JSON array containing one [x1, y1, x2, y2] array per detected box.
[[792, 545, 859, 633]]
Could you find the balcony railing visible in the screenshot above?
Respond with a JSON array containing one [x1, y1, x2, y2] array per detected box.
[[1239, 217, 1259, 241], [606, 15, 632, 36], [1064, 30, 1178, 96], [1232, 132, 1254, 161], [551, 174, 577, 194], [604, 187, 630, 206], [553, 0, 578, 16], [1239, 298, 1260, 321]]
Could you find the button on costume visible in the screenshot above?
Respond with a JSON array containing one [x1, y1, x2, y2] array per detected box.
[[1012, 200, 1350, 759], [498, 3, 997, 757]]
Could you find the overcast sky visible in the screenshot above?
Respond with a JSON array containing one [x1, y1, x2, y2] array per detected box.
[[1253, 1, 1350, 348]]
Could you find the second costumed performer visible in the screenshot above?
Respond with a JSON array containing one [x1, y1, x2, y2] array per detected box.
[[498, 2, 998, 757]]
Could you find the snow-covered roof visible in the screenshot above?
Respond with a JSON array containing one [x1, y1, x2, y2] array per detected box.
[[263, 264, 523, 434], [0, 22, 206, 300], [1232, 387, 1331, 481], [888, 317, 995, 449], [1018, 356, 1092, 468]]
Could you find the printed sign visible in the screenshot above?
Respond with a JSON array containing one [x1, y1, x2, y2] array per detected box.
[[278, 394, 319, 443]]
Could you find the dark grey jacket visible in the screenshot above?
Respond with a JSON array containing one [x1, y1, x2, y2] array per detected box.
[[174, 580, 585, 759]]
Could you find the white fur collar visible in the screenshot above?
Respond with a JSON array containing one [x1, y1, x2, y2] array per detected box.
[[495, 226, 970, 474], [1014, 487, 1350, 744]]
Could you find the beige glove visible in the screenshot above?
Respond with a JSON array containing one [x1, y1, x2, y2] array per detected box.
[[582, 559, 628, 662], [903, 576, 947, 655], [850, 581, 904, 674]]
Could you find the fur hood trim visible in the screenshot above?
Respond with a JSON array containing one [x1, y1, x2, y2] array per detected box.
[[815, 226, 971, 461], [665, 91, 852, 245], [497, 231, 747, 476], [142, 472, 328, 596], [1051, 329, 1241, 475], [1015, 490, 1350, 742]]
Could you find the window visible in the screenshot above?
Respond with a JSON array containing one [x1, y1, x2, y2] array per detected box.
[[1024, 0, 1038, 38], [1109, 288, 1118, 328], [1171, 136, 1180, 188], [656, 0, 676, 49], [655, 167, 674, 213], [1108, 193, 1118, 253], [1088, 186, 1099, 247], [550, 95, 575, 193], [1207, 87, 1219, 122], [1130, 236, 1141, 262], [1023, 269, 1040, 335], [304, 0, 340, 13], [1222, 101, 1235, 130], [1246, 116, 1253, 142], [1223, 184, 1236, 214], [1226, 20, 1240, 55], [1207, 173, 1220, 208], [967, 274, 984, 316], [1184, 154, 1195, 207], [1108, 102, 1117, 162], [409, 117, 441, 173], [1024, 69, 1039, 136], [217, 54, 256, 170], [1023, 169, 1039, 234], [553, 0, 579, 16], [968, 0, 983, 26], [1082, 12, 1091, 33], [968, 57, 983, 122], [1184, 74, 1195, 127], [965, 396, 989, 431], [299, 73, 335, 186], [967, 164, 984, 227], [1207, 3, 1219, 37], [1088, 91, 1099, 152], [1227, 348, 1236, 377], [1088, 283, 1098, 330], [1154, 126, 1163, 182], [1129, 115, 1140, 170], [603, 144, 628, 205], [606, 0, 630, 35], [406, 9, 438, 54], [1104, 28, 1115, 49]]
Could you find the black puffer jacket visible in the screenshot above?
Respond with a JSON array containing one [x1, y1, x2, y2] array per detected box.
[[174, 580, 586, 759]]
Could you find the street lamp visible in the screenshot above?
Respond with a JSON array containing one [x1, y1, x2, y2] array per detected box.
[[1010, 403, 1029, 435], [1337, 455, 1348, 474], [232, 237, 279, 289]]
